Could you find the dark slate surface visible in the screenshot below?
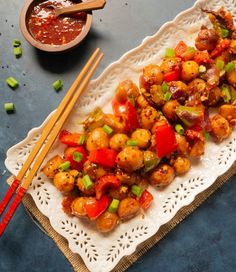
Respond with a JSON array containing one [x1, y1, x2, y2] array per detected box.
[[0, 0, 235, 271]]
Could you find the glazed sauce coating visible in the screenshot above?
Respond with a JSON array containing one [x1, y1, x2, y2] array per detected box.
[[28, 0, 87, 45]]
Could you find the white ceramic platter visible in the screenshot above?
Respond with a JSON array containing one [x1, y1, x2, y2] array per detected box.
[[5, 0, 236, 271]]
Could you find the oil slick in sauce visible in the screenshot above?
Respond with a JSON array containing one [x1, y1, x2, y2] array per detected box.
[[28, 0, 87, 45]]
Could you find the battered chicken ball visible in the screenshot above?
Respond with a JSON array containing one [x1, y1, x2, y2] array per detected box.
[[96, 211, 119, 232], [140, 106, 159, 129], [109, 133, 129, 151], [42, 155, 64, 178], [117, 198, 140, 221], [189, 140, 205, 158], [116, 147, 144, 172], [195, 27, 219, 51], [160, 57, 182, 74], [206, 87, 221, 106], [104, 114, 124, 133], [142, 64, 163, 86], [53, 171, 75, 193], [149, 164, 175, 187], [71, 197, 88, 217], [162, 100, 180, 121], [181, 61, 199, 82], [175, 134, 189, 155], [115, 79, 139, 102], [115, 170, 139, 186], [227, 64, 236, 87], [131, 128, 151, 148], [86, 127, 109, 151], [77, 177, 95, 196], [210, 114, 232, 141], [83, 161, 106, 180], [218, 104, 236, 124], [173, 156, 191, 175]]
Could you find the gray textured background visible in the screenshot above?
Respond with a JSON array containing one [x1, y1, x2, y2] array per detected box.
[[0, 0, 236, 271]]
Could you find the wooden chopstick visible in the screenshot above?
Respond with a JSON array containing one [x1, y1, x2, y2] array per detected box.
[[0, 49, 103, 236], [0, 48, 101, 217]]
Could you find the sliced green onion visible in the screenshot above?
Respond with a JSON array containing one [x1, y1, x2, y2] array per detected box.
[[225, 62, 235, 73], [73, 151, 83, 163], [131, 185, 143, 198], [6, 77, 19, 89], [4, 103, 15, 113], [78, 135, 86, 145], [144, 158, 160, 173], [186, 46, 196, 53], [59, 161, 70, 171], [203, 131, 209, 141], [103, 124, 113, 135], [13, 39, 21, 47], [165, 48, 175, 58], [175, 124, 184, 135], [161, 82, 169, 93], [221, 85, 231, 102], [108, 199, 120, 213], [126, 139, 138, 146], [164, 91, 172, 101], [53, 79, 63, 92], [82, 175, 94, 190], [14, 47, 22, 58], [216, 59, 225, 71], [199, 65, 206, 73], [221, 28, 229, 38]]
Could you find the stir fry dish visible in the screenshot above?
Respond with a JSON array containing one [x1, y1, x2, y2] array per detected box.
[[42, 8, 236, 233]]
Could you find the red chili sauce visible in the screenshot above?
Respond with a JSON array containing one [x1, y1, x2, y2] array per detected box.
[[28, 0, 87, 45]]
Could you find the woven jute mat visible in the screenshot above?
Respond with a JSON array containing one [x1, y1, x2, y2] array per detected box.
[[8, 161, 236, 272]]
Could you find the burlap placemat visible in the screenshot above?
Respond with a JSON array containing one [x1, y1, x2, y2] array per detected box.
[[7, 161, 236, 272]]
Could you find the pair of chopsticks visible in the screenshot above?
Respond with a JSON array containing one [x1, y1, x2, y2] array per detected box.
[[0, 48, 103, 236]]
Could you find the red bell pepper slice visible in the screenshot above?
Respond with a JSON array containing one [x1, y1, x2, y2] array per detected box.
[[84, 196, 110, 220], [139, 189, 154, 210], [193, 50, 211, 64], [88, 148, 117, 168], [124, 100, 139, 132], [112, 98, 126, 117], [211, 39, 230, 58], [155, 124, 177, 158], [64, 146, 87, 170], [163, 69, 181, 82], [95, 174, 121, 199], [59, 130, 83, 147], [174, 41, 187, 58]]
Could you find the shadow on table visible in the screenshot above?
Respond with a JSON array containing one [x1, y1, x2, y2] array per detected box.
[[34, 28, 105, 74]]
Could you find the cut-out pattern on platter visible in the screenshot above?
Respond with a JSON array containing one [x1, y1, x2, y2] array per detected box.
[[5, 1, 236, 271]]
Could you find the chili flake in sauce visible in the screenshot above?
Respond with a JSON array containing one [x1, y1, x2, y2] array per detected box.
[[28, 0, 87, 45]]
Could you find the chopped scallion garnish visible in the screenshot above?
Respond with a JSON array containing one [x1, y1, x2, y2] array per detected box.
[[128, 95, 135, 106], [203, 131, 209, 141], [165, 48, 175, 58], [216, 59, 225, 71], [131, 185, 143, 198], [164, 91, 172, 101], [221, 28, 229, 38], [108, 199, 120, 213], [82, 175, 94, 190], [6, 77, 19, 89], [59, 161, 70, 171], [221, 85, 231, 102], [53, 79, 63, 92], [103, 124, 113, 135], [225, 62, 235, 73], [13, 39, 21, 47], [13, 47, 22, 58], [73, 151, 83, 163], [78, 135, 86, 145], [4, 103, 15, 113], [126, 139, 138, 146], [175, 124, 184, 135], [161, 82, 169, 93]]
